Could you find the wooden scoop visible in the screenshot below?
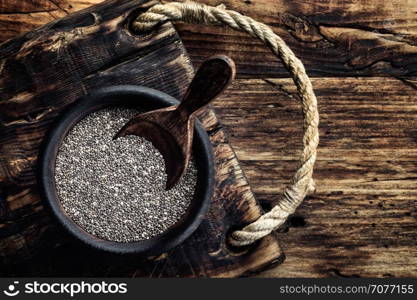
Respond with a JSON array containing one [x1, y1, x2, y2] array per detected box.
[[114, 55, 236, 190]]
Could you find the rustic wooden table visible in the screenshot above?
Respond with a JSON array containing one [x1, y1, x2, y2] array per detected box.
[[1, 0, 417, 277]]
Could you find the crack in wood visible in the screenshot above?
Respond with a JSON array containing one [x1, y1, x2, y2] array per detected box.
[[0, 10, 57, 15], [262, 78, 296, 100], [395, 76, 417, 91], [319, 23, 417, 47], [364, 176, 417, 183], [48, 0, 70, 14]]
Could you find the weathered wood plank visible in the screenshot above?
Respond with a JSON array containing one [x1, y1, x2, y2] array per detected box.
[[211, 77, 417, 277], [0, 0, 282, 277], [3, 0, 416, 77], [177, 0, 417, 77], [0, 0, 92, 42], [2, 0, 417, 278]]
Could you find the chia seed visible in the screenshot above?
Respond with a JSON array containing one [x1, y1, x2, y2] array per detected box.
[[54, 107, 197, 243]]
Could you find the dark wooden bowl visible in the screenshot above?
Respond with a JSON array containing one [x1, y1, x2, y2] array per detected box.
[[38, 85, 214, 256]]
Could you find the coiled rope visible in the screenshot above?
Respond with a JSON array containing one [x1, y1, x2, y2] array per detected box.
[[133, 1, 319, 247]]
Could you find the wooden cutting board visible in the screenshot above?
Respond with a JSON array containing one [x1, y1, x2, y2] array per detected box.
[[0, 0, 283, 277]]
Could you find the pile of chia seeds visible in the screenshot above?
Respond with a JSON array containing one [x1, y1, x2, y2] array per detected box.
[[54, 107, 197, 243]]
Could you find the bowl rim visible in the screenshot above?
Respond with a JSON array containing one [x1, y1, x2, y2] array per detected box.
[[38, 85, 214, 255]]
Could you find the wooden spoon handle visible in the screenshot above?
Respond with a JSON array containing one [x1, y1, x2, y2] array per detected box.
[[178, 55, 236, 115]]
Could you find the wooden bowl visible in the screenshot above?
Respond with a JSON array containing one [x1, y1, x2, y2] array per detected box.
[[38, 85, 214, 256]]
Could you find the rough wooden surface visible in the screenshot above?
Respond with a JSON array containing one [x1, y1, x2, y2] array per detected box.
[[1, 0, 417, 277], [0, 0, 282, 277]]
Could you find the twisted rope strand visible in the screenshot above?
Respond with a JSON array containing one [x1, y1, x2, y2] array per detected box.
[[134, 1, 319, 246]]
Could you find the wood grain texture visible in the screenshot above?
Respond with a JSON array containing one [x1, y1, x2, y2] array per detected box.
[[213, 77, 417, 277], [1, 0, 417, 278], [176, 0, 417, 78], [3, 0, 417, 77], [178, 0, 417, 277], [0, 0, 282, 277]]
